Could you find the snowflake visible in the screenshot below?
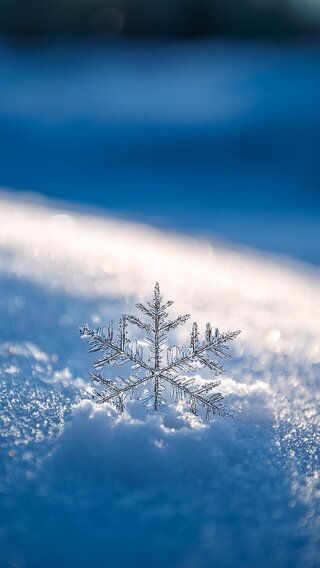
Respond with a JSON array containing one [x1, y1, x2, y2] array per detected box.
[[80, 283, 241, 419]]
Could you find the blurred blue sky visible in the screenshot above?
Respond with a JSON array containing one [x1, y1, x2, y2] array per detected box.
[[0, 40, 319, 262]]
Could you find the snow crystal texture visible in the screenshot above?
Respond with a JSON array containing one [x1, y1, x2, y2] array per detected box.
[[0, 192, 319, 568]]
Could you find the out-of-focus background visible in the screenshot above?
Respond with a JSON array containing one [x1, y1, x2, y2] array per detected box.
[[0, 3, 320, 568], [0, 0, 320, 262]]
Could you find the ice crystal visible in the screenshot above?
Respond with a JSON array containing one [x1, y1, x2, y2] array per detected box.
[[80, 283, 241, 418]]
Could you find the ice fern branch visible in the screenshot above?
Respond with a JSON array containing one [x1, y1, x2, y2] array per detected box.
[[80, 282, 241, 419]]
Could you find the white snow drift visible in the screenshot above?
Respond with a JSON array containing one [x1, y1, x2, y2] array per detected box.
[[0, 191, 319, 568]]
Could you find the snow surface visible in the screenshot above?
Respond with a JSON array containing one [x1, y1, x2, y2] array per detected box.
[[0, 192, 319, 567]]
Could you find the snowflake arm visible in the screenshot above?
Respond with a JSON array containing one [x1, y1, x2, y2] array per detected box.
[[89, 371, 153, 410], [163, 328, 240, 375], [80, 321, 147, 370], [159, 371, 224, 418], [161, 314, 191, 332], [125, 315, 152, 333]]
